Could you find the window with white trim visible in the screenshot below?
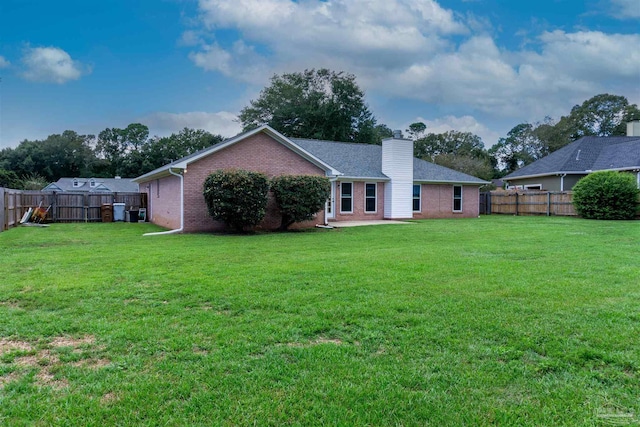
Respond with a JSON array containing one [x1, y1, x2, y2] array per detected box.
[[340, 182, 353, 213], [90, 179, 96, 188], [453, 185, 463, 212], [524, 184, 542, 190], [413, 184, 421, 212], [73, 179, 79, 188], [365, 183, 376, 213]]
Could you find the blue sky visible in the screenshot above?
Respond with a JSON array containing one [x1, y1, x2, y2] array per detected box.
[[1, 0, 638, 149]]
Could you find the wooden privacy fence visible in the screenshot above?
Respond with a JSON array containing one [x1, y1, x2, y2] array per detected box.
[[486, 191, 576, 216], [1, 188, 147, 232]]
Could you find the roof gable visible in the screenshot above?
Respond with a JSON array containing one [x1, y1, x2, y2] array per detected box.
[[134, 126, 340, 182]]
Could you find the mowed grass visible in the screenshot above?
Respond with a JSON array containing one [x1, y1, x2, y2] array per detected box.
[[0, 217, 638, 426]]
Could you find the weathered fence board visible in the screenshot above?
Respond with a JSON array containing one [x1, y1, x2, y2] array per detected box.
[[1, 190, 147, 232]]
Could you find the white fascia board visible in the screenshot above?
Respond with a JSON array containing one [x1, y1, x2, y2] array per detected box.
[[43, 183, 63, 191], [503, 171, 585, 181], [414, 179, 490, 185], [335, 176, 390, 181], [133, 167, 182, 183]]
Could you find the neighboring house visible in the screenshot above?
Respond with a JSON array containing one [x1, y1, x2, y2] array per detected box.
[[133, 125, 488, 232], [43, 177, 139, 193], [503, 122, 640, 191]]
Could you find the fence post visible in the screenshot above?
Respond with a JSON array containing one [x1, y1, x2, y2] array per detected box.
[[52, 192, 58, 222], [487, 192, 491, 215], [515, 192, 519, 216], [547, 192, 551, 216]]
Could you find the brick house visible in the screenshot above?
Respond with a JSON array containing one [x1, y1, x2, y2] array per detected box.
[[133, 125, 488, 233]]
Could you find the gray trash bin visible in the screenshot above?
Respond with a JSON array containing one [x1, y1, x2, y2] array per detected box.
[[113, 203, 126, 221]]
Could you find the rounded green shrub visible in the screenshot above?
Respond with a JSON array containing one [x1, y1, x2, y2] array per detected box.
[[572, 171, 639, 220], [271, 175, 331, 230], [203, 169, 270, 232]]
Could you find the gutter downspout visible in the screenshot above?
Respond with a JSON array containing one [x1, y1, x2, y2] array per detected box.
[[144, 168, 184, 236], [560, 174, 567, 192]]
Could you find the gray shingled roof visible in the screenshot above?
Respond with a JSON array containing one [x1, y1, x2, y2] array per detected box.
[[504, 136, 640, 179], [291, 138, 388, 178], [292, 138, 487, 184], [412, 158, 487, 183], [134, 125, 488, 185], [43, 178, 139, 192]]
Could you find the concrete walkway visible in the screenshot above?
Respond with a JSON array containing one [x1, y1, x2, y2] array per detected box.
[[326, 220, 414, 228]]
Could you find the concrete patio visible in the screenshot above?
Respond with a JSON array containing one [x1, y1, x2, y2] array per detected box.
[[326, 220, 414, 228]]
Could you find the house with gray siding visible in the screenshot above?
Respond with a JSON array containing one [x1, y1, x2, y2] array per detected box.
[[503, 122, 640, 191], [43, 177, 139, 193]]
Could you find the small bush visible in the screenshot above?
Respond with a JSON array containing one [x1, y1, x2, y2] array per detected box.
[[203, 169, 270, 232], [572, 171, 639, 220], [271, 175, 331, 230]]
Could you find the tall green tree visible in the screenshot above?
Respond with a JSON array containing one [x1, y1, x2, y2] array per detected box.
[[412, 130, 493, 180], [414, 130, 486, 161], [142, 128, 223, 172], [566, 93, 637, 138], [406, 122, 427, 140], [489, 123, 545, 174], [0, 131, 96, 182], [239, 69, 377, 144], [96, 123, 150, 177], [432, 153, 494, 181]]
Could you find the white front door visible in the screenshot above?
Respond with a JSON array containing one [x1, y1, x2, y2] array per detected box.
[[326, 181, 336, 220]]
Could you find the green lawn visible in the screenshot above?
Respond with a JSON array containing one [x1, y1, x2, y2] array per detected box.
[[1, 217, 638, 426]]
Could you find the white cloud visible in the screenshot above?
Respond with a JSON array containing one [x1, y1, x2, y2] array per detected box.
[[190, 0, 465, 75], [185, 0, 640, 130], [188, 40, 267, 82], [610, 0, 640, 18], [0, 56, 9, 68], [373, 30, 640, 119], [142, 111, 242, 138], [21, 46, 89, 84], [413, 115, 502, 147]]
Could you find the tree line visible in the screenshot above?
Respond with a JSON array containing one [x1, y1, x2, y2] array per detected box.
[[0, 126, 223, 189], [2, 68, 638, 190]]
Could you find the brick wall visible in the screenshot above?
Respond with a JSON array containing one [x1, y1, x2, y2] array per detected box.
[[147, 175, 182, 229], [332, 181, 386, 221], [182, 132, 326, 232], [413, 184, 480, 219]]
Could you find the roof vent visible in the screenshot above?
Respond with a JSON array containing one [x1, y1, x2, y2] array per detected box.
[[114, 176, 121, 179], [392, 130, 402, 139], [575, 149, 581, 161]]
